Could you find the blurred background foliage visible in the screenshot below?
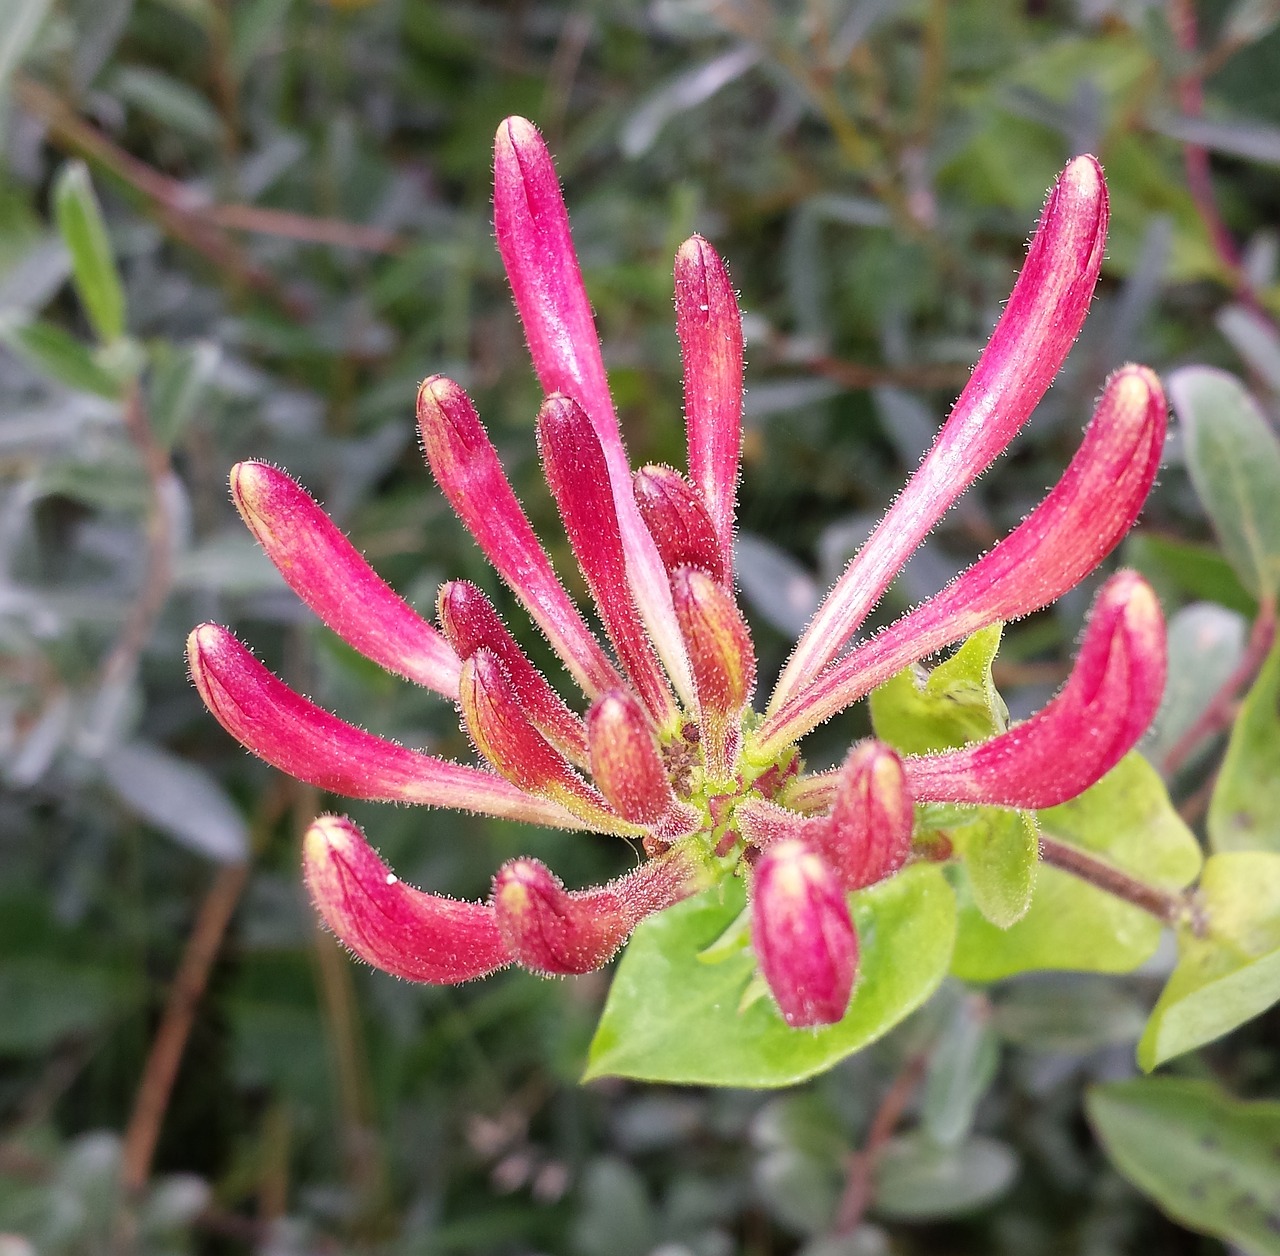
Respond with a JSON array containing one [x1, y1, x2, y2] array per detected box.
[[2, 0, 1280, 1252]]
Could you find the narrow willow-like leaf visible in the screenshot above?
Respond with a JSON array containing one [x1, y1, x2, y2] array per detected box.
[[52, 161, 126, 345], [1208, 642, 1280, 853], [1088, 1079, 1280, 1255], [1169, 366, 1280, 600]]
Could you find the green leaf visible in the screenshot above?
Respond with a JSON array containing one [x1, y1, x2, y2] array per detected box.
[[0, 317, 122, 397], [147, 339, 220, 448], [1142, 602, 1247, 770], [952, 755, 1202, 981], [922, 992, 999, 1147], [585, 864, 956, 1088], [947, 809, 1038, 928], [1088, 1078, 1280, 1254], [0, 957, 138, 1053], [1208, 642, 1280, 853], [992, 976, 1147, 1054], [871, 1134, 1017, 1220], [1138, 852, 1280, 1070], [1168, 367, 1280, 600], [110, 66, 223, 144], [52, 160, 126, 344], [870, 624, 1007, 755], [0, 0, 51, 98], [1124, 532, 1257, 617]]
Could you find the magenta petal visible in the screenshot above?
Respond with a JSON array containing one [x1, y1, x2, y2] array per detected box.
[[675, 235, 744, 570], [494, 117, 694, 704], [904, 572, 1166, 808], [492, 851, 700, 976], [418, 375, 624, 701], [537, 394, 678, 726], [187, 624, 586, 830], [304, 814, 509, 983], [823, 741, 914, 890], [751, 839, 858, 1028], [634, 464, 727, 583], [438, 580, 589, 767], [587, 691, 679, 825], [771, 156, 1110, 709], [231, 461, 460, 697], [760, 363, 1166, 752], [459, 648, 636, 834]]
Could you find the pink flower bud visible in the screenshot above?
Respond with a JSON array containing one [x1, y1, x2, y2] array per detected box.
[[751, 839, 858, 1028], [438, 580, 588, 766], [303, 814, 509, 983], [675, 235, 743, 573], [187, 624, 579, 828], [537, 395, 676, 725], [633, 465, 727, 583], [459, 648, 636, 833], [771, 155, 1110, 710], [671, 565, 756, 775], [492, 851, 702, 975], [905, 572, 1166, 808], [587, 690, 677, 824], [822, 741, 914, 890], [230, 461, 460, 696], [418, 374, 623, 700]]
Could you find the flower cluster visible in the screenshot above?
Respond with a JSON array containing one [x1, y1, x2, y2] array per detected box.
[[189, 117, 1168, 1028]]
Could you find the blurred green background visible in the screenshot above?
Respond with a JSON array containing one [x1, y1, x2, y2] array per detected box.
[[2, 0, 1279, 1252]]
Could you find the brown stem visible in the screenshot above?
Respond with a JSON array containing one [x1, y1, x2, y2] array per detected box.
[[1038, 831, 1199, 933], [118, 861, 249, 1194], [1161, 598, 1277, 778], [833, 1051, 929, 1234]]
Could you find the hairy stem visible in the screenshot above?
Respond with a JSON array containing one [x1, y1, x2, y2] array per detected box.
[[1038, 831, 1200, 934]]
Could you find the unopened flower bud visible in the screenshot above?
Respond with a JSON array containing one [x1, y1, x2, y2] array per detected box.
[[822, 741, 914, 890], [587, 691, 677, 824], [304, 814, 509, 983], [905, 572, 1166, 809], [633, 465, 726, 582], [751, 839, 858, 1028], [459, 649, 638, 833], [492, 851, 701, 975], [439, 580, 588, 766], [671, 565, 756, 775]]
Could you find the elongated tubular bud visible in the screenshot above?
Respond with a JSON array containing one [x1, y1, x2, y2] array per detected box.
[[633, 465, 727, 583], [438, 580, 588, 767], [671, 565, 755, 776], [675, 235, 743, 574], [305, 815, 509, 983], [770, 157, 1110, 711], [492, 850, 702, 975], [231, 461, 460, 697], [758, 364, 1166, 754], [187, 624, 588, 829], [459, 648, 639, 834], [494, 117, 694, 706], [751, 839, 858, 1028], [587, 690, 678, 824], [823, 742, 913, 890], [905, 573, 1166, 808], [418, 375, 624, 701], [537, 395, 677, 726]]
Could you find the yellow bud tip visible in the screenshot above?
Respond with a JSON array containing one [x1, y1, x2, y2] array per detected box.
[[870, 753, 906, 809], [1120, 577, 1162, 637], [768, 840, 822, 903], [228, 460, 272, 535], [1060, 153, 1103, 200], [496, 115, 540, 154]]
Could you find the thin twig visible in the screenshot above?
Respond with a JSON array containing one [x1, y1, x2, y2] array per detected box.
[[1161, 598, 1277, 778], [832, 1051, 930, 1234], [1166, 0, 1267, 316], [118, 861, 250, 1194], [1038, 831, 1201, 934]]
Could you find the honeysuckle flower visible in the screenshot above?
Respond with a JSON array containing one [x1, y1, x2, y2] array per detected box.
[[189, 117, 1170, 1030]]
